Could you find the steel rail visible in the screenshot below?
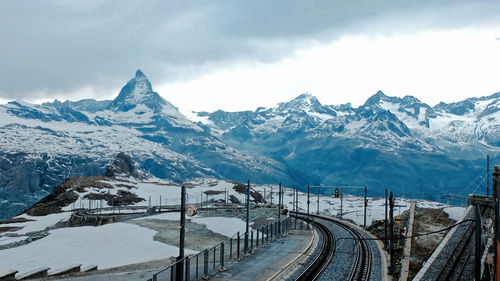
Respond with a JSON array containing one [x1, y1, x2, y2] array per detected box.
[[293, 212, 372, 281], [294, 219, 335, 281]]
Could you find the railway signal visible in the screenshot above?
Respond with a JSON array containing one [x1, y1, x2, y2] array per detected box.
[[334, 188, 340, 198]]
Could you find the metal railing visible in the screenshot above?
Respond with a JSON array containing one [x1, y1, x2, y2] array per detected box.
[[151, 216, 310, 281]]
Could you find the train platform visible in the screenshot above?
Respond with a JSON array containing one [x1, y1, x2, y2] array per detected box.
[[210, 230, 315, 281]]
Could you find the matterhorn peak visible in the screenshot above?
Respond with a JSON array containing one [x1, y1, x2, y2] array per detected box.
[[108, 69, 163, 112], [135, 69, 146, 78]]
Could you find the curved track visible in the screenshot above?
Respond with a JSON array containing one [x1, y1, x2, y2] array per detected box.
[[292, 212, 377, 281], [294, 220, 335, 281], [433, 206, 488, 281]]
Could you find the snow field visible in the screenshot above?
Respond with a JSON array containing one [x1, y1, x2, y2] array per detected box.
[[0, 223, 195, 275]]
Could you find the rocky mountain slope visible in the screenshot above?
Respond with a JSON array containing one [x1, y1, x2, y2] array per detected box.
[[0, 70, 290, 219], [194, 91, 500, 199]]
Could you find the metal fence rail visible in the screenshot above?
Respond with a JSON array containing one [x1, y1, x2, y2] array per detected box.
[[151, 216, 310, 281]]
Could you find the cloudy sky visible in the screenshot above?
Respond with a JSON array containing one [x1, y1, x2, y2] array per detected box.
[[1, 0, 500, 112]]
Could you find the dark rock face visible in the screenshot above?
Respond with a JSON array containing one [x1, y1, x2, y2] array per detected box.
[[0, 152, 107, 219], [105, 153, 138, 178]]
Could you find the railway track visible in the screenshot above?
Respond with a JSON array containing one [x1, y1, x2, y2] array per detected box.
[[433, 206, 487, 281], [294, 220, 335, 281], [292, 213, 375, 281]]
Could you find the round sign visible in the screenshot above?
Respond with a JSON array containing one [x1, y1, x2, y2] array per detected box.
[[185, 205, 197, 217]]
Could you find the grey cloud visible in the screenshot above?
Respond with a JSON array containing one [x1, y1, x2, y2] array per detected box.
[[0, 0, 499, 100]]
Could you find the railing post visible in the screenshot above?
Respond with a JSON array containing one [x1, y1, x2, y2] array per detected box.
[[237, 232, 241, 259], [220, 242, 225, 270], [267, 224, 269, 243], [204, 249, 209, 279], [260, 227, 264, 246], [196, 254, 199, 279], [170, 260, 175, 281], [256, 229, 259, 248], [213, 246, 216, 270], [250, 230, 254, 252], [185, 258, 190, 281], [229, 237, 233, 260]]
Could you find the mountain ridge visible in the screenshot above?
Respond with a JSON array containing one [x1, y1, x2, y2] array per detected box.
[[0, 70, 291, 220], [0, 70, 498, 220]]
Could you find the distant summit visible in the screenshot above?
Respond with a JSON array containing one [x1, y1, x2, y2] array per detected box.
[[107, 69, 166, 112], [277, 92, 335, 115]]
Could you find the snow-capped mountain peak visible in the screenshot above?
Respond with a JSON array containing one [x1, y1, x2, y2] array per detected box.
[[108, 69, 166, 112], [277, 92, 322, 112]]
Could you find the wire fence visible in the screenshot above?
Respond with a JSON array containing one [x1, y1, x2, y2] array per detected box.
[[150, 216, 310, 281]]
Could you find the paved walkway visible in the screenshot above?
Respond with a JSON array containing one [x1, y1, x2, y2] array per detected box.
[[210, 232, 313, 281], [50, 232, 313, 281]]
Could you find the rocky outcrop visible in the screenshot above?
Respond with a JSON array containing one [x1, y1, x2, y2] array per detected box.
[[105, 153, 139, 178], [0, 152, 107, 219]]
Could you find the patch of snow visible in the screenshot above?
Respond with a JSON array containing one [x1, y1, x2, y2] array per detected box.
[[443, 206, 466, 221], [0, 223, 195, 275], [6, 213, 71, 235], [190, 217, 246, 238]]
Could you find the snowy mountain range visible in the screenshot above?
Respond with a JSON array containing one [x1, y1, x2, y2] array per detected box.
[[0, 70, 289, 219], [0, 69, 498, 219], [193, 90, 499, 200]]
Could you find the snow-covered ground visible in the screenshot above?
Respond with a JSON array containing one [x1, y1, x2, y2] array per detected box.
[[0, 177, 466, 275], [0, 213, 71, 246], [191, 217, 247, 238], [0, 223, 195, 274]]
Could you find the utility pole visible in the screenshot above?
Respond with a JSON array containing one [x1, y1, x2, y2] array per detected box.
[[245, 180, 251, 253], [340, 188, 343, 220], [270, 186, 273, 205], [177, 185, 186, 281], [317, 187, 320, 215], [295, 186, 298, 212], [278, 182, 281, 234], [385, 188, 388, 248], [280, 183, 284, 207], [307, 185, 310, 218], [364, 186, 367, 229], [487, 155, 490, 196], [388, 191, 395, 274]]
